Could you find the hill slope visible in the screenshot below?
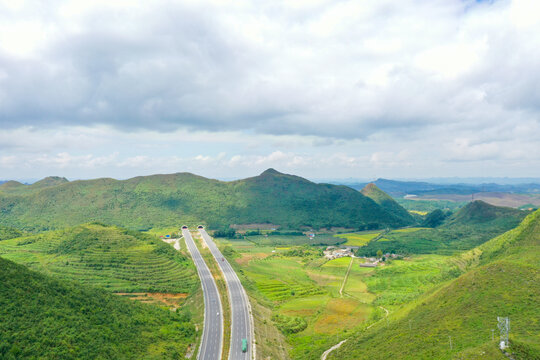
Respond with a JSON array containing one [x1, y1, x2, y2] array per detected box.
[[330, 210, 540, 360], [361, 183, 415, 225], [0, 169, 414, 231], [0, 223, 198, 293], [0, 176, 68, 195], [0, 257, 196, 359], [357, 201, 528, 255], [448, 200, 525, 225]]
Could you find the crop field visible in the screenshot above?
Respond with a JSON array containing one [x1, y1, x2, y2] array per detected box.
[[333, 231, 380, 246], [361, 255, 459, 307], [0, 224, 199, 294], [216, 235, 469, 359]]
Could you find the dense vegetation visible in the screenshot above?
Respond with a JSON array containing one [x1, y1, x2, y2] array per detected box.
[[357, 201, 528, 256], [330, 209, 540, 360], [360, 183, 415, 225], [0, 257, 197, 359], [0, 169, 413, 231], [0, 223, 198, 293], [0, 225, 22, 240]]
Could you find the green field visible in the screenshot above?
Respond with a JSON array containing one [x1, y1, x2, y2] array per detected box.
[[333, 231, 380, 246], [0, 223, 198, 293]]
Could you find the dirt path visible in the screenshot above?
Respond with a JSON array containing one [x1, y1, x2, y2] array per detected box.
[[366, 306, 389, 329], [320, 339, 347, 360], [339, 257, 354, 297]]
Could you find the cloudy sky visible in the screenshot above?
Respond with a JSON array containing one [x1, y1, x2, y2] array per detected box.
[[1, 0, 539, 181]]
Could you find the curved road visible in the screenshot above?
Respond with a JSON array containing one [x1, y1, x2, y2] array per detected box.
[[182, 228, 223, 360], [199, 229, 254, 360]]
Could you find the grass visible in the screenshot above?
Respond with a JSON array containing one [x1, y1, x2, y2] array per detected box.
[[334, 231, 380, 246], [0, 223, 198, 293], [362, 255, 460, 307]]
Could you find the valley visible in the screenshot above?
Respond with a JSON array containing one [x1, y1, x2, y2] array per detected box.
[[0, 171, 538, 360]]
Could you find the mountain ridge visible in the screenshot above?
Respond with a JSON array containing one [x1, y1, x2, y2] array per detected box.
[[0, 169, 414, 231]]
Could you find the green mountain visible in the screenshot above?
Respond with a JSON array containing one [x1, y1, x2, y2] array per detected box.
[[357, 201, 528, 255], [361, 183, 415, 224], [330, 210, 540, 360], [0, 256, 196, 359], [448, 200, 525, 225], [0, 169, 414, 231], [0, 223, 198, 293], [0, 176, 69, 195], [0, 180, 24, 190]]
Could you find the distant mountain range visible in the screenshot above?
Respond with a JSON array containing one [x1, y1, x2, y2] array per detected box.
[[0, 169, 414, 231], [343, 178, 540, 196]]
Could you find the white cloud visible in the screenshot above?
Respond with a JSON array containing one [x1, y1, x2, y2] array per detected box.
[[0, 0, 539, 179]]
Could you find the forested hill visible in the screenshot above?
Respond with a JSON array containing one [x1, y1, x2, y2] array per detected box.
[[448, 200, 526, 225], [0, 169, 414, 231], [0, 257, 196, 359], [361, 183, 415, 224]]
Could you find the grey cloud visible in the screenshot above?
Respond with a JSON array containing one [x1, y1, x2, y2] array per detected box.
[[0, 0, 538, 142]]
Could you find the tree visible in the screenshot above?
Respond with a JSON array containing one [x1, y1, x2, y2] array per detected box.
[[376, 249, 383, 258]]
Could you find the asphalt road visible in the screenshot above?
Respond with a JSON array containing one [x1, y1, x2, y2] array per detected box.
[[183, 228, 223, 360], [199, 229, 254, 360]]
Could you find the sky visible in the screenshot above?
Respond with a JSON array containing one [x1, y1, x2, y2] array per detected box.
[[0, 0, 539, 182]]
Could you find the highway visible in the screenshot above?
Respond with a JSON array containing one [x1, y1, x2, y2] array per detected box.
[[182, 228, 223, 360], [199, 228, 254, 360]]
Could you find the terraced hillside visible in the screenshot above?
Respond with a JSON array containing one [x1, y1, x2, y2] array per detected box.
[[0, 257, 196, 359], [0, 169, 413, 231], [0, 223, 198, 293], [329, 209, 540, 360]]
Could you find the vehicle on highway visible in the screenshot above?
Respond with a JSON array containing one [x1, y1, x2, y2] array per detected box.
[[242, 338, 248, 353]]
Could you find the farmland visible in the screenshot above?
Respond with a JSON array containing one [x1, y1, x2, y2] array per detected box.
[[333, 231, 381, 246], [216, 236, 462, 359]]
